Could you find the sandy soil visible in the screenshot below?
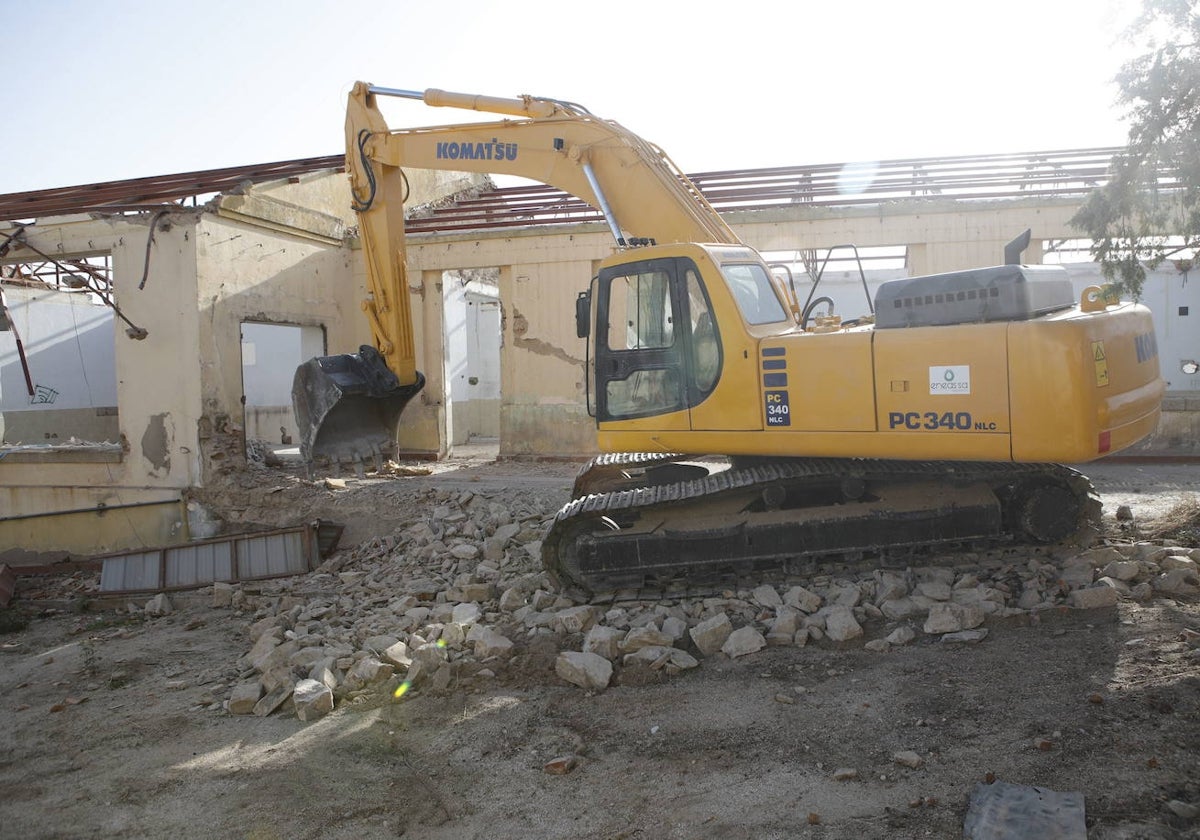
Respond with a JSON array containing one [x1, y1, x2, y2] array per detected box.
[[1, 455, 1197, 840]]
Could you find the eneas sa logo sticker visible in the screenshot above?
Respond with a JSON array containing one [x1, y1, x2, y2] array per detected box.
[[929, 365, 970, 395], [436, 138, 518, 161]]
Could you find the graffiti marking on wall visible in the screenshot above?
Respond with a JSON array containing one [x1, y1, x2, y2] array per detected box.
[[30, 385, 59, 405]]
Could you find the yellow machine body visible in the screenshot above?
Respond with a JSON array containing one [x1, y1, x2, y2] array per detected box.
[[591, 243, 1163, 465]]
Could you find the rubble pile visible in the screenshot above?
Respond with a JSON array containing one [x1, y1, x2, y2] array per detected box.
[[201, 486, 1199, 721]]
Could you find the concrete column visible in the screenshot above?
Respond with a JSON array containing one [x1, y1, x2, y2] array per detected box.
[[394, 269, 446, 457]]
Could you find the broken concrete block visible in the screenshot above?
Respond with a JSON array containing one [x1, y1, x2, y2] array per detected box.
[[363, 634, 401, 654], [874, 571, 909, 603], [751, 585, 783, 608], [783, 585, 823, 613], [583, 625, 625, 661], [472, 629, 514, 659], [1067, 585, 1119, 610], [253, 679, 295, 717], [555, 651, 613, 691], [242, 628, 283, 671], [293, 678, 334, 722], [621, 626, 675, 653], [144, 593, 173, 617], [766, 607, 802, 646], [622, 645, 700, 673], [1154, 569, 1200, 594], [880, 597, 924, 621], [1058, 558, 1096, 589], [923, 602, 984, 635], [689, 612, 733, 656], [228, 682, 263, 715], [451, 602, 482, 625], [343, 657, 394, 691], [721, 626, 766, 659], [211, 582, 234, 608], [1101, 560, 1141, 582], [660, 616, 688, 642], [963, 781, 1086, 840], [309, 664, 339, 692], [498, 587, 528, 612], [552, 605, 602, 635], [381, 641, 412, 669], [824, 605, 863, 642]]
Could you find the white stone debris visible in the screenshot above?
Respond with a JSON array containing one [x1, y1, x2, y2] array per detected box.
[[555, 651, 613, 690], [690, 612, 734, 657], [824, 605, 864, 643], [722, 626, 767, 659], [145, 593, 174, 617], [213, 482, 1196, 718], [293, 678, 335, 721]]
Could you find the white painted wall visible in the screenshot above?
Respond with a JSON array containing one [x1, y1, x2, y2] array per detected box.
[[0, 286, 118, 443], [443, 271, 501, 445], [241, 321, 324, 443]]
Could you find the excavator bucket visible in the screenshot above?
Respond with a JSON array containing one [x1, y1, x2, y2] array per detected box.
[[292, 345, 425, 472]]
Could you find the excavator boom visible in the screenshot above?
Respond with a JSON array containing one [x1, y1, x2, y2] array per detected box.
[[294, 82, 739, 469]]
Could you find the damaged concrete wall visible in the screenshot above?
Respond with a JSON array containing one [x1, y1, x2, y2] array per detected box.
[[197, 201, 359, 477], [1, 210, 204, 552], [405, 229, 611, 459]]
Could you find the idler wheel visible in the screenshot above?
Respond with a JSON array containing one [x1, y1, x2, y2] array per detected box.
[[1015, 482, 1081, 543]]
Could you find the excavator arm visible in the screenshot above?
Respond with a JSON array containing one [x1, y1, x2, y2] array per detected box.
[[294, 82, 740, 470]]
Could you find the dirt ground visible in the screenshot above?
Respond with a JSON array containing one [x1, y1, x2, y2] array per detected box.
[[1, 454, 1198, 840]]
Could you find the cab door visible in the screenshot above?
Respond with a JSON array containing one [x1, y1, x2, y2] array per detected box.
[[595, 257, 694, 429]]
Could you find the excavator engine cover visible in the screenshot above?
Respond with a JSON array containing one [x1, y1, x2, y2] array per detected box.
[[292, 345, 425, 468], [875, 264, 1075, 329]]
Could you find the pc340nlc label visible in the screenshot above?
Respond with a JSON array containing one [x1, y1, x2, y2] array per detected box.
[[888, 411, 997, 431]]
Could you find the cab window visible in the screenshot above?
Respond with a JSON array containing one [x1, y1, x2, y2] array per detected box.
[[722, 262, 788, 325]]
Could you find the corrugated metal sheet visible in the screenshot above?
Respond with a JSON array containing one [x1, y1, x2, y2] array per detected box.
[[164, 541, 234, 588], [98, 520, 341, 593], [236, 531, 305, 579], [99, 552, 161, 592]]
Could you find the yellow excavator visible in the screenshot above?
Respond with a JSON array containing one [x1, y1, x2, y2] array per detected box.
[[293, 82, 1165, 599]]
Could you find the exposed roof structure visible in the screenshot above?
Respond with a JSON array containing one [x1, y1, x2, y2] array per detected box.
[[0, 155, 344, 221], [0, 145, 1153, 234]]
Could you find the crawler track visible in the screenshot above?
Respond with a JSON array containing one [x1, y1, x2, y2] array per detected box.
[[543, 455, 1100, 601]]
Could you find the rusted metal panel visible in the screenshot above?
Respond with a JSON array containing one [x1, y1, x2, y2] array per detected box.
[[407, 146, 1140, 234], [0, 146, 1138, 229], [0, 156, 344, 221], [97, 520, 340, 594]]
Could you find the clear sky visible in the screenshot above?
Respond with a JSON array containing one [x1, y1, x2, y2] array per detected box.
[[1, 0, 1143, 195]]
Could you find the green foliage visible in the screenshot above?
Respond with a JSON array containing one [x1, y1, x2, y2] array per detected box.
[[1071, 0, 1200, 298]]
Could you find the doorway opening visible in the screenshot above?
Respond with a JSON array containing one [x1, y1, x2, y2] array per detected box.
[[240, 321, 324, 461], [443, 269, 501, 458]]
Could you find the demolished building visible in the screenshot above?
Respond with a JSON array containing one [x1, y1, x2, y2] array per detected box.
[[1, 147, 1196, 563]]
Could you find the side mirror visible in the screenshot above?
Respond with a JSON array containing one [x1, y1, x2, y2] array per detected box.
[[575, 290, 591, 338]]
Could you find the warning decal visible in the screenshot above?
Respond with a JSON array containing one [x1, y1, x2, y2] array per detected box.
[[1092, 341, 1109, 387]]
